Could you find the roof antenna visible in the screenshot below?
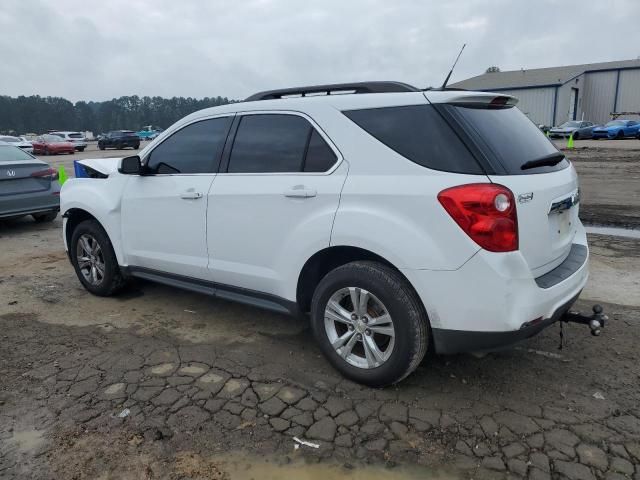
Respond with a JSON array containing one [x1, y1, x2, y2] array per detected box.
[[440, 44, 466, 90]]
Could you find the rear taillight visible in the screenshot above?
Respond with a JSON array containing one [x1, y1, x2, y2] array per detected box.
[[31, 168, 59, 180], [438, 183, 518, 252]]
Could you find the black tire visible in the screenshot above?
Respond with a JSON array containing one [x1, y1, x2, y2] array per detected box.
[[78, 147, 85, 152], [310, 261, 429, 387], [572, 132, 580, 140], [134, 144, 139, 150], [99, 144, 105, 150], [70, 219, 126, 296], [616, 130, 624, 139], [32, 211, 57, 223]]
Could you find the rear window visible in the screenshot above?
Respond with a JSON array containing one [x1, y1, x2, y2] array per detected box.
[[0, 145, 33, 161], [445, 105, 569, 175], [343, 105, 483, 174]]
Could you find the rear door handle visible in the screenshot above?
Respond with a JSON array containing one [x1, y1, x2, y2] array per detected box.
[[283, 185, 317, 198], [180, 190, 203, 200]]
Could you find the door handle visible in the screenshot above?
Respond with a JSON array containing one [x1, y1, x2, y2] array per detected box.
[[283, 185, 317, 198], [180, 190, 203, 200]]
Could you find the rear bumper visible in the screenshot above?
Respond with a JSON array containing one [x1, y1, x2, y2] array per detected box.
[[401, 224, 589, 354], [0, 187, 60, 218], [432, 292, 579, 354]]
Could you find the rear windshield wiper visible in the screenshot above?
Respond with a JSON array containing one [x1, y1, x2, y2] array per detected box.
[[520, 152, 566, 170]]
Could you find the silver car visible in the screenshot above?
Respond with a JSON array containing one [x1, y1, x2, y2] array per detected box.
[[549, 121, 597, 139], [0, 142, 60, 222], [0, 135, 34, 154]]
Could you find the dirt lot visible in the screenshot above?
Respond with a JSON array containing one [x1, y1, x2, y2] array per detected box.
[[1, 141, 639, 479]]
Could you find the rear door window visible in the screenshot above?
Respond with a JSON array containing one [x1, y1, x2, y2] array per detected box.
[[444, 105, 568, 175], [343, 105, 483, 174], [227, 114, 337, 173]]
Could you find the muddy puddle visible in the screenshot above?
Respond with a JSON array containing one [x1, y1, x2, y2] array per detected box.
[[175, 452, 460, 480]]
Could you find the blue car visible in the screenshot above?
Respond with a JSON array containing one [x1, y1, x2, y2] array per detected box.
[[592, 120, 640, 139]]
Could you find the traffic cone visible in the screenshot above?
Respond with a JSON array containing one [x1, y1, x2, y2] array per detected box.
[[58, 165, 68, 185], [546, 129, 550, 138], [567, 133, 574, 149]]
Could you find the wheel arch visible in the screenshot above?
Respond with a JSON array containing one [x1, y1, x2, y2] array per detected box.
[[296, 245, 426, 317]]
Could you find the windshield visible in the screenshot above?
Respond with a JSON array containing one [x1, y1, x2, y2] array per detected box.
[[560, 121, 580, 128], [43, 134, 64, 142], [605, 121, 625, 127], [0, 145, 35, 161], [445, 105, 568, 175]]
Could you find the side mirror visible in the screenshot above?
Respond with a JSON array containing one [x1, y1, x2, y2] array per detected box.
[[119, 155, 142, 175]]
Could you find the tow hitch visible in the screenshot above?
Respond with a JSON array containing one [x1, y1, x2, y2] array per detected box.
[[563, 304, 607, 336], [559, 305, 608, 349]]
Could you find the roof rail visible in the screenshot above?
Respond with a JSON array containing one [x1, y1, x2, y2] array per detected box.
[[245, 81, 420, 102]]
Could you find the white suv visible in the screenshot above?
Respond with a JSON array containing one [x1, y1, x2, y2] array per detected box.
[[61, 82, 589, 386]]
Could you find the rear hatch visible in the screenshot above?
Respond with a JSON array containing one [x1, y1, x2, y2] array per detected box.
[[434, 95, 579, 277], [0, 146, 53, 197]]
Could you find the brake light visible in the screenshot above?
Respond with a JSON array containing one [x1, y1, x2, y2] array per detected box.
[[31, 168, 59, 180], [438, 183, 518, 252]]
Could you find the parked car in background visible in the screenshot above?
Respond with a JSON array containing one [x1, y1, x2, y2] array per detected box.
[[32, 134, 75, 155], [549, 121, 597, 139], [49, 131, 88, 151], [136, 125, 164, 141], [98, 131, 140, 150], [0, 142, 59, 222], [0, 136, 34, 154], [62, 82, 590, 386], [592, 120, 640, 139]]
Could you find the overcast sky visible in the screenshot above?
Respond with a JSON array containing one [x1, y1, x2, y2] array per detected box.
[[2, 0, 639, 102]]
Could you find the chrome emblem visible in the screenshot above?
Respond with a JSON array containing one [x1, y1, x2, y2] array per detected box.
[[6, 169, 16, 177], [518, 192, 534, 203], [549, 190, 580, 214]]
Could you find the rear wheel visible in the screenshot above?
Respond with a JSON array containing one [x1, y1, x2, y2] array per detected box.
[[99, 144, 105, 151], [310, 261, 429, 387], [70, 219, 126, 296], [78, 147, 85, 152], [32, 212, 57, 223]]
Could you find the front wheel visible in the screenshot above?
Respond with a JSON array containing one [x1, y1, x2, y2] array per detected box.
[[572, 132, 580, 140], [70, 219, 126, 296], [311, 261, 429, 387], [616, 130, 624, 139], [99, 144, 105, 151]]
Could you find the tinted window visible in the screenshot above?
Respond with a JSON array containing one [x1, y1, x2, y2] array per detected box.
[[304, 130, 337, 172], [147, 117, 232, 174], [69, 133, 83, 138], [343, 105, 482, 174], [0, 145, 33, 161], [446, 105, 568, 175], [228, 114, 311, 173]]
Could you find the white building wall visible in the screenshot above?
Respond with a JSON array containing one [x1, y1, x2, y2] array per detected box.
[[582, 71, 618, 124], [498, 87, 555, 126]]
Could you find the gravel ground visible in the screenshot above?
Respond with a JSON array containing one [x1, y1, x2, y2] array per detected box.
[[0, 142, 638, 479]]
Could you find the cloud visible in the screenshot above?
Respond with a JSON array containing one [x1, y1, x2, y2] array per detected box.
[[1, 0, 639, 101]]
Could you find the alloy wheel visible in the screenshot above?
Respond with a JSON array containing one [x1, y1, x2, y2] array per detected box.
[[324, 287, 395, 369], [76, 234, 105, 286]]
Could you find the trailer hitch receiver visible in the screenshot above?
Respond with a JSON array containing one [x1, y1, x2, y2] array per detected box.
[[562, 304, 608, 336]]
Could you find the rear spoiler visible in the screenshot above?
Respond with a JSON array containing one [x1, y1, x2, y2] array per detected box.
[[443, 93, 518, 108]]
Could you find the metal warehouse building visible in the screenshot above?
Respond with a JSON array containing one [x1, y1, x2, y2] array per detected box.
[[451, 59, 640, 127]]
